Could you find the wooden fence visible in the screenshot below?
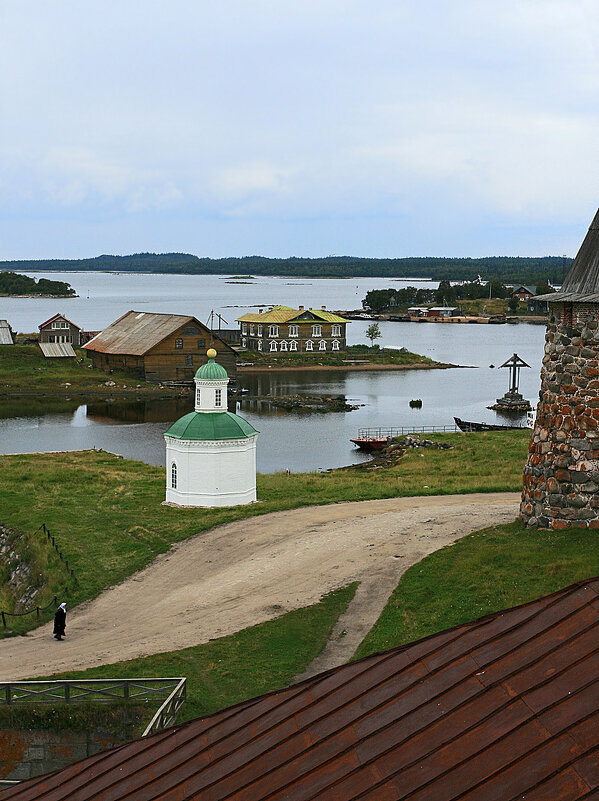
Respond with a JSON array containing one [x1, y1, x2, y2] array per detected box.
[[0, 679, 187, 787]]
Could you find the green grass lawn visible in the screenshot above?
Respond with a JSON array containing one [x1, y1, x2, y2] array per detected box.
[[0, 430, 530, 635], [241, 344, 441, 367], [31, 584, 357, 732], [0, 344, 166, 396], [354, 520, 599, 659]]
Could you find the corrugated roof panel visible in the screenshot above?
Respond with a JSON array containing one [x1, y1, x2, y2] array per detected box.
[[0, 320, 13, 345], [237, 307, 348, 324], [6, 578, 599, 800], [237, 307, 298, 324], [38, 342, 76, 358]]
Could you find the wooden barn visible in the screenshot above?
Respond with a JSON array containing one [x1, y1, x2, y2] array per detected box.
[[83, 311, 237, 382]]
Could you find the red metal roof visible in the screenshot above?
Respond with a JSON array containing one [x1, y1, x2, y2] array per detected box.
[[5, 577, 599, 800]]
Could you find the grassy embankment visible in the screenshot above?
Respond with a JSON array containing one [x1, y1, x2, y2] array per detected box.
[[0, 344, 184, 398], [4, 431, 599, 728], [354, 521, 599, 658], [31, 584, 357, 728], [0, 431, 530, 634], [383, 298, 544, 318], [239, 344, 448, 369]]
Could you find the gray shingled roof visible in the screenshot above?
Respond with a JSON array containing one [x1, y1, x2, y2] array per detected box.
[[0, 320, 13, 345], [539, 207, 599, 302], [84, 311, 195, 355], [84, 311, 235, 357]]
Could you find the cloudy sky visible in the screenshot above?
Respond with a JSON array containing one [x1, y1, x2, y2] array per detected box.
[[1, 1, 597, 259]]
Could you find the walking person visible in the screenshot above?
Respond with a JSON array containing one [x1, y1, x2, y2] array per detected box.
[[53, 602, 66, 640]]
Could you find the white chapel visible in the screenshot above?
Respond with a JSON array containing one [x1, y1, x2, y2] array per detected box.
[[163, 349, 258, 507]]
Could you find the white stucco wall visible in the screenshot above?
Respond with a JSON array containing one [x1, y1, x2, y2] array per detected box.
[[164, 435, 257, 507]]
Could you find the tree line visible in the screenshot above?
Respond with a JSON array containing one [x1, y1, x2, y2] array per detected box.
[[0, 272, 75, 297], [363, 280, 555, 312], [0, 253, 571, 284]]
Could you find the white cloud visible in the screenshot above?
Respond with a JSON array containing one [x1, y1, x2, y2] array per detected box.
[[0, 0, 597, 255]]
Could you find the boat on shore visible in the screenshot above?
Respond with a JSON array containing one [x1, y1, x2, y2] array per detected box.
[[453, 416, 526, 432], [350, 435, 390, 451]]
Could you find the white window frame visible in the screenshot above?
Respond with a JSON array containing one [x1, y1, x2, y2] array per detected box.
[[61, 321, 68, 328], [196, 387, 201, 406], [215, 388, 222, 407], [289, 325, 298, 337], [280, 340, 288, 351], [305, 340, 313, 351], [242, 337, 247, 347], [312, 324, 321, 337], [171, 462, 177, 489], [319, 340, 327, 351], [269, 341, 277, 351], [332, 340, 340, 351], [332, 324, 341, 337], [242, 323, 247, 334], [258, 325, 263, 336], [290, 340, 297, 351], [250, 324, 255, 335], [51, 321, 60, 329], [258, 340, 263, 351], [269, 325, 279, 337]]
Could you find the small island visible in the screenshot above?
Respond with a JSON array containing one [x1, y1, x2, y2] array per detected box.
[[0, 271, 76, 297]]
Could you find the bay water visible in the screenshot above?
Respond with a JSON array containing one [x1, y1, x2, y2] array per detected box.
[[0, 272, 544, 473]]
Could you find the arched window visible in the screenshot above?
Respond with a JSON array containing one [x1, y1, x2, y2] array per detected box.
[[319, 340, 327, 351], [305, 340, 313, 351], [332, 340, 340, 351], [270, 341, 278, 351], [280, 340, 288, 351], [290, 340, 297, 351], [258, 340, 263, 351], [171, 462, 177, 489]]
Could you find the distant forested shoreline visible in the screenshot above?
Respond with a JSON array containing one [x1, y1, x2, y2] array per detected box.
[[0, 252, 571, 284]]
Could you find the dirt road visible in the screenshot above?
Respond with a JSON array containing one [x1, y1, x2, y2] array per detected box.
[[1, 493, 519, 681]]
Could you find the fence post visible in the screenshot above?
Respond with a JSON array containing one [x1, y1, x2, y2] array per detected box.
[[1, 612, 5, 628], [5, 685, 11, 704], [124, 682, 129, 701], [36, 607, 40, 618], [64, 684, 70, 704]]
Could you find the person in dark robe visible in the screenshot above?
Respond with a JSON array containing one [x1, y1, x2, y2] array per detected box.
[[53, 602, 66, 640]]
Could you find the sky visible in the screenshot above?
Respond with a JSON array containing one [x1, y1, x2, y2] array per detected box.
[[1, 1, 598, 260]]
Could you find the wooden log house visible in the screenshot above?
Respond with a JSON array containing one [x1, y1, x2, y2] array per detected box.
[[84, 311, 237, 382]]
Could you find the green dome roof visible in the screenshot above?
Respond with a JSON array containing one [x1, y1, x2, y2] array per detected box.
[[195, 357, 228, 381], [164, 411, 258, 441]]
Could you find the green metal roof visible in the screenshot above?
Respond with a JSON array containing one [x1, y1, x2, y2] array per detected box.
[[195, 357, 229, 381], [164, 411, 258, 441]]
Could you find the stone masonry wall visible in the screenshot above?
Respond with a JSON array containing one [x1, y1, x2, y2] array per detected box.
[[521, 301, 599, 529], [0, 728, 123, 782]]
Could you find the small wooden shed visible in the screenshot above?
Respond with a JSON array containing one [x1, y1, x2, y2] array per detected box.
[[83, 311, 237, 382]]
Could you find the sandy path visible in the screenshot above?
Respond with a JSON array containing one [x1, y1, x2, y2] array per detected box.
[[0, 493, 519, 681]]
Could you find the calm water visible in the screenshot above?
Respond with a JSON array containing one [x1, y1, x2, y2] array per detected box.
[[0, 273, 545, 473]]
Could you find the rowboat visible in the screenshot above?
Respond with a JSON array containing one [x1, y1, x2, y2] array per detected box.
[[453, 416, 525, 432]]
